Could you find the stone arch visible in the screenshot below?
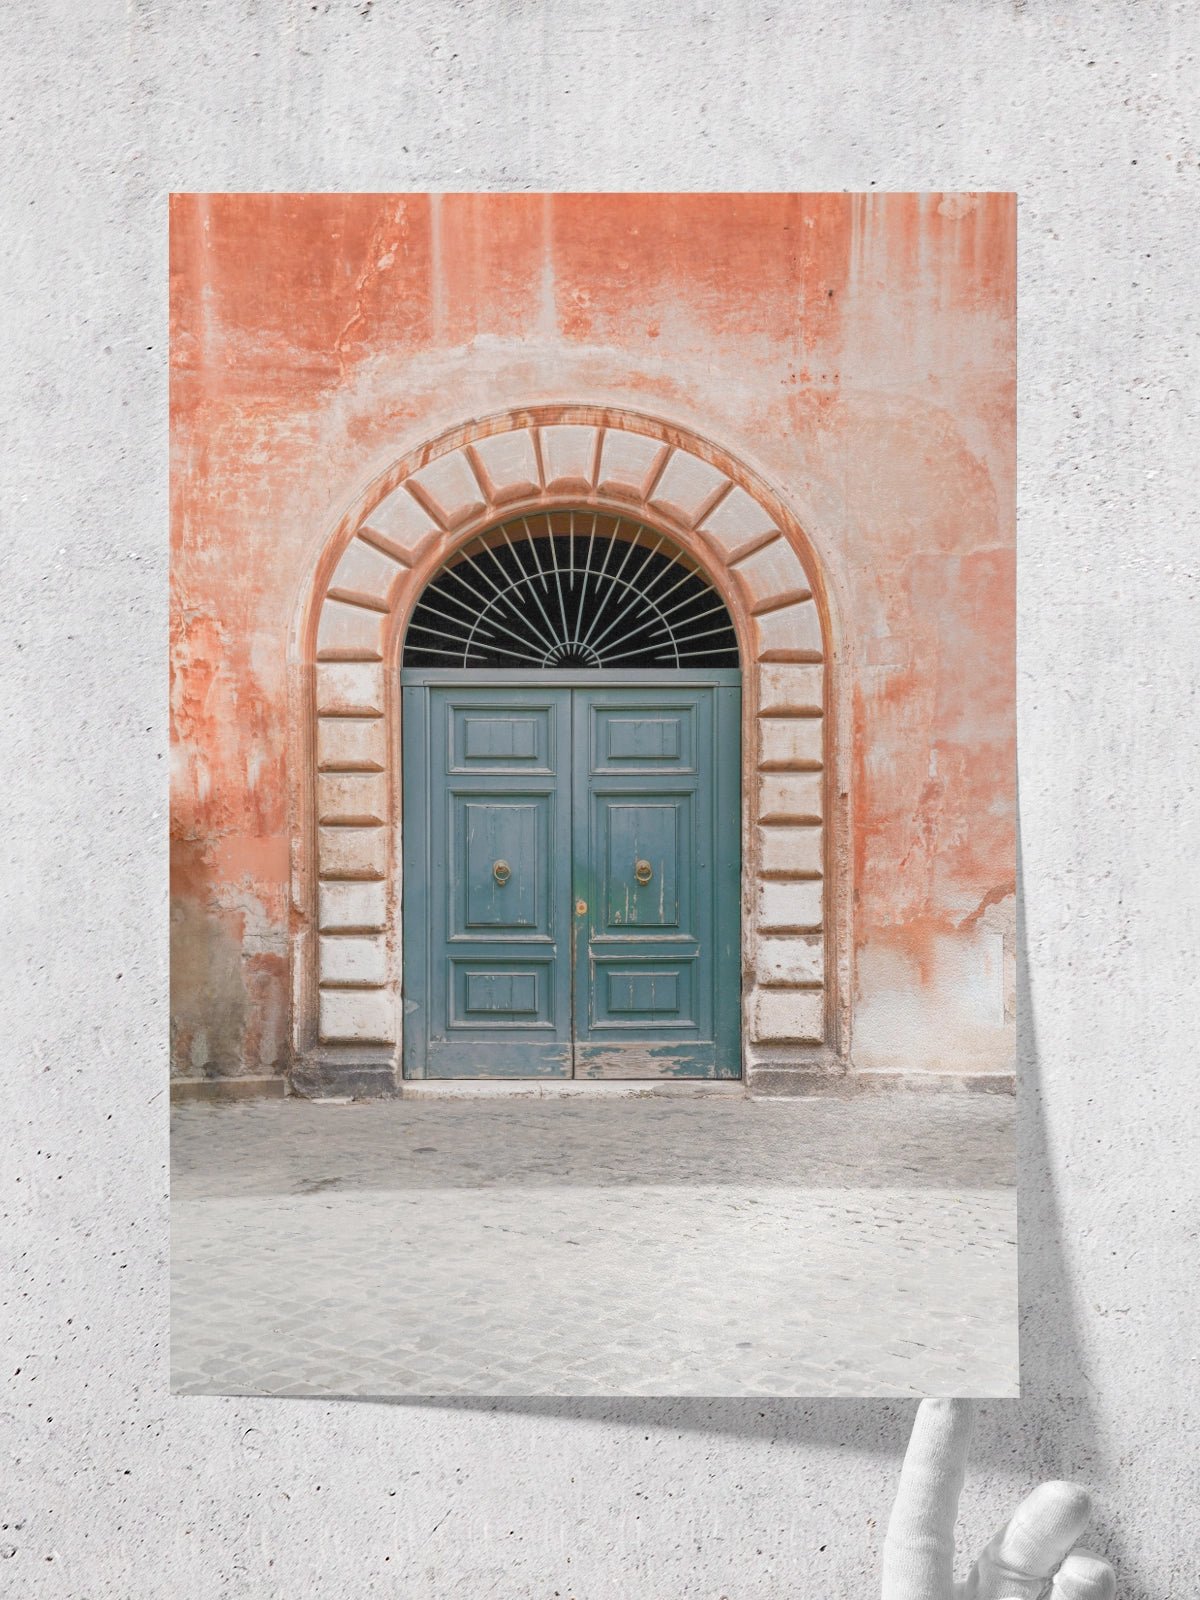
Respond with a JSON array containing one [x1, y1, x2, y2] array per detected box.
[[291, 404, 843, 1094]]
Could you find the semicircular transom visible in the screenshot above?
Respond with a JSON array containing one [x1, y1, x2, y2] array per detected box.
[[402, 509, 740, 671]]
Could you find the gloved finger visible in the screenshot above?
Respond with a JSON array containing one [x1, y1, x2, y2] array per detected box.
[[1050, 1547, 1116, 1599], [882, 1399, 975, 1599], [971, 1481, 1093, 1595]]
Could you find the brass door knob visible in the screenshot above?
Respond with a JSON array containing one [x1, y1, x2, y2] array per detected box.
[[492, 860, 511, 885], [575, 899, 588, 915], [634, 859, 653, 885]]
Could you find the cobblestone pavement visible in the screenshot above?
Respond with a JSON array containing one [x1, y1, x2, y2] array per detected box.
[[171, 1091, 1017, 1397]]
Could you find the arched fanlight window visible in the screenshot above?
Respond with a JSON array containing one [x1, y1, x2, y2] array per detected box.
[[403, 510, 739, 669]]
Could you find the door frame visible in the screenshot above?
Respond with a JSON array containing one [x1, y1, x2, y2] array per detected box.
[[400, 668, 743, 1081], [292, 408, 839, 1097]]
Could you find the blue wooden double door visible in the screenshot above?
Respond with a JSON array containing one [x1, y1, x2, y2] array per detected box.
[[401, 670, 741, 1079]]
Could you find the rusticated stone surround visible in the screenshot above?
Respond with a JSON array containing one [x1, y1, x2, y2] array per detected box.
[[292, 406, 841, 1092]]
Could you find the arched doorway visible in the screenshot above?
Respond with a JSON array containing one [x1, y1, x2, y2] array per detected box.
[[399, 511, 742, 1079], [294, 405, 838, 1098]]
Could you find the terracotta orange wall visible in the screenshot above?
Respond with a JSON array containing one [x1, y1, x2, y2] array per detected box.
[[169, 192, 1015, 1079]]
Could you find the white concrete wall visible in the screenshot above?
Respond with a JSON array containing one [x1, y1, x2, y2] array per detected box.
[[2, 2, 1196, 1594]]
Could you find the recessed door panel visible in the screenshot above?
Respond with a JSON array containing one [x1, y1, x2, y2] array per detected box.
[[449, 959, 556, 1030], [601, 800, 683, 930], [450, 705, 554, 771], [592, 705, 695, 771], [457, 797, 544, 932], [608, 968, 678, 1014], [592, 959, 695, 1028]]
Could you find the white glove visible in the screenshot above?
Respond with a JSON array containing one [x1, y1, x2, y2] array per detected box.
[[883, 1400, 1116, 1598]]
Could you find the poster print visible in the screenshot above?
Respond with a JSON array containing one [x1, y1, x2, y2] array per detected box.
[[170, 193, 1016, 1396]]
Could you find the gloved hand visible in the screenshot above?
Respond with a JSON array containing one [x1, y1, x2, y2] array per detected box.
[[883, 1400, 1116, 1598]]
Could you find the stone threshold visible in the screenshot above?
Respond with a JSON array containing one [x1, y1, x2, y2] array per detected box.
[[397, 1079, 748, 1100]]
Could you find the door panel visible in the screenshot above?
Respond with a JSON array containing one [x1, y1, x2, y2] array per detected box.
[[605, 968, 680, 1014], [402, 673, 740, 1080], [403, 685, 573, 1078], [458, 797, 544, 931], [593, 960, 692, 1024], [572, 686, 741, 1079], [602, 800, 683, 929], [594, 709, 692, 767], [450, 959, 555, 1027], [450, 704, 555, 771]]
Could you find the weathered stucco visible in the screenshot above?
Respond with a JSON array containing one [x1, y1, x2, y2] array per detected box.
[[169, 191, 1015, 1085]]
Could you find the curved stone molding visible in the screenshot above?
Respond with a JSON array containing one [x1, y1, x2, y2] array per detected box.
[[297, 408, 835, 1079]]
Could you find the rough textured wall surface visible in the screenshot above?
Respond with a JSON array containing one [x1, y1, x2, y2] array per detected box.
[[169, 190, 1015, 1082], [3, 2, 1198, 1596]]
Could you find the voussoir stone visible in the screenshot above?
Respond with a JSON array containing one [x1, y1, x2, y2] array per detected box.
[[470, 430, 541, 504]]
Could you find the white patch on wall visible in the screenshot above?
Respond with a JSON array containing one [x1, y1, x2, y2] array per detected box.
[[852, 926, 1011, 1074]]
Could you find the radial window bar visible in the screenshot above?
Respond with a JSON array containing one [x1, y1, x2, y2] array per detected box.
[[402, 510, 740, 669]]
